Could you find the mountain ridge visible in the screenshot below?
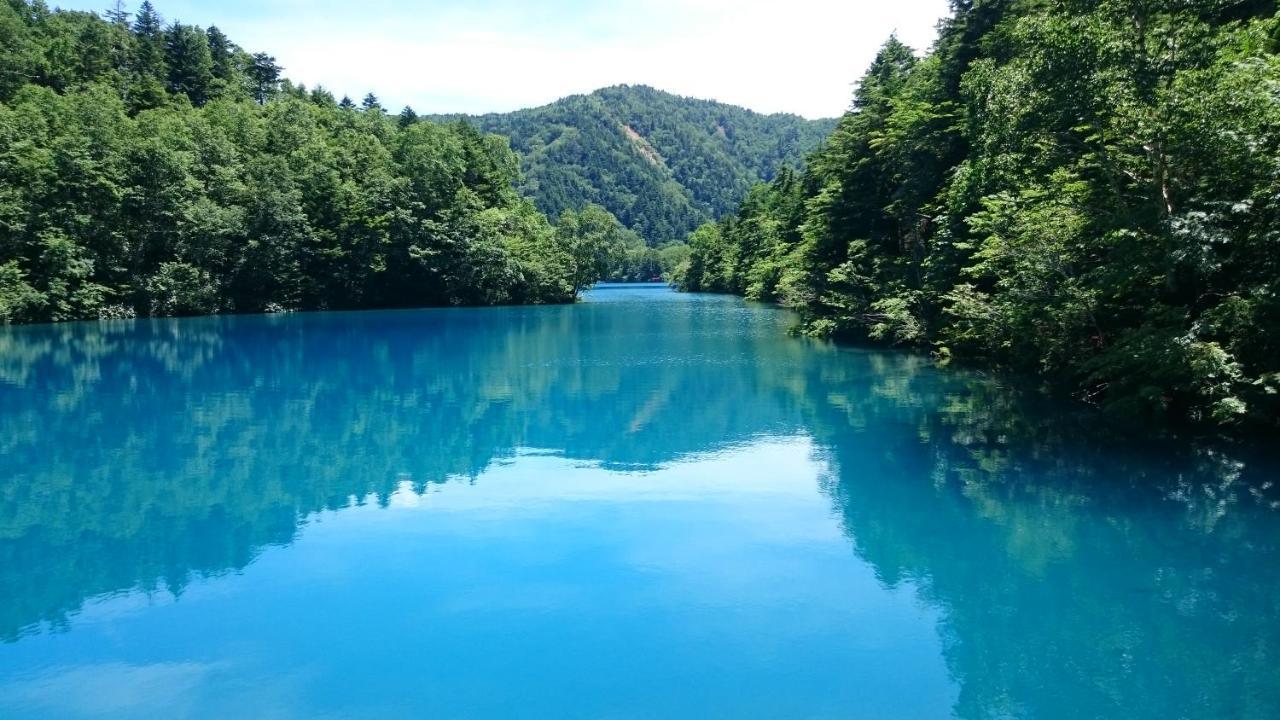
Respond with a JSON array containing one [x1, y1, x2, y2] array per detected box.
[[432, 85, 837, 244]]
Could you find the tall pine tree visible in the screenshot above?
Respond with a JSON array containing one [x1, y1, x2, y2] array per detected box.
[[165, 23, 213, 105], [127, 0, 167, 110], [246, 52, 280, 104]]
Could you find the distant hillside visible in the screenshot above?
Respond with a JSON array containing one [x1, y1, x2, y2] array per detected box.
[[435, 86, 836, 244]]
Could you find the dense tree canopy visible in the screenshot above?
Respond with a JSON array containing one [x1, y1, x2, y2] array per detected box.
[[678, 0, 1280, 431], [435, 86, 836, 246], [0, 0, 621, 324]]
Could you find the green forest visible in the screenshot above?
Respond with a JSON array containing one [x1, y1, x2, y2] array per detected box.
[[0, 2, 831, 323], [435, 86, 834, 246], [679, 0, 1280, 431], [5, 0, 1280, 431], [0, 0, 644, 323]]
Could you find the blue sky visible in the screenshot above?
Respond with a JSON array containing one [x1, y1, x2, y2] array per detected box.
[[58, 0, 950, 118]]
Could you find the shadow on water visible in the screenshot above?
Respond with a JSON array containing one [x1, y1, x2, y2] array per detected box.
[[0, 286, 1278, 718]]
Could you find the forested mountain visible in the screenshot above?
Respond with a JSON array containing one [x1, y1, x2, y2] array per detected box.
[[0, 0, 627, 324], [679, 0, 1280, 431], [435, 86, 836, 245]]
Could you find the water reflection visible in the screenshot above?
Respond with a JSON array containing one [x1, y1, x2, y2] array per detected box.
[[0, 291, 817, 644], [0, 286, 1278, 718], [809, 377, 1280, 719]]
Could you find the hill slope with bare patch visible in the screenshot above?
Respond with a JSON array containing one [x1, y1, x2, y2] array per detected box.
[[435, 86, 836, 244]]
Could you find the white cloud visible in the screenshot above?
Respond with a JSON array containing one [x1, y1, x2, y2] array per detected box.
[[65, 0, 952, 117]]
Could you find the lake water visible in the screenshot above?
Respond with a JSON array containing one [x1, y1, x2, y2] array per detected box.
[[1, 284, 1278, 719]]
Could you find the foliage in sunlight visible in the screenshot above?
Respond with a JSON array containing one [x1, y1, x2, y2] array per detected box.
[[678, 0, 1280, 431], [0, 0, 628, 323]]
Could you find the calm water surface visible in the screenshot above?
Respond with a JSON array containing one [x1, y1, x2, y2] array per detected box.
[[1, 284, 1278, 719]]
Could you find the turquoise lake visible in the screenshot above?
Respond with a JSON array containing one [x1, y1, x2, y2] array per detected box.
[[1, 284, 1278, 719]]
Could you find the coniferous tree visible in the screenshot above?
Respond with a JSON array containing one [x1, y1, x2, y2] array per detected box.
[[164, 23, 213, 105], [245, 51, 280, 104], [128, 0, 167, 110], [131, 1, 164, 52], [104, 1, 129, 26], [103, 1, 134, 92], [398, 105, 418, 128], [205, 26, 235, 82], [309, 86, 336, 107]]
